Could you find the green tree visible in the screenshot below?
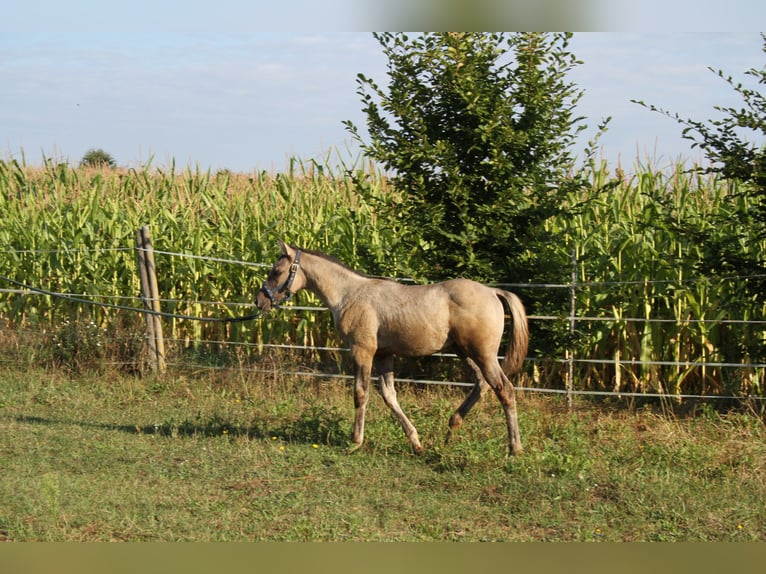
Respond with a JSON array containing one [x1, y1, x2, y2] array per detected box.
[[344, 32, 607, 285], [80, 148, 116, 169], [633, 33, 766, 276]]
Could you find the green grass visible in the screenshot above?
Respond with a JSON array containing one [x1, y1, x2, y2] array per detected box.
[[1, 365, 763, 541]]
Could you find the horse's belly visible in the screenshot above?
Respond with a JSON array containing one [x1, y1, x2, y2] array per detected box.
[[377, 322, 450, 357]]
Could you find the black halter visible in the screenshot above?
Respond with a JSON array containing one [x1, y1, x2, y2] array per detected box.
[[260, 249, 302, 307]]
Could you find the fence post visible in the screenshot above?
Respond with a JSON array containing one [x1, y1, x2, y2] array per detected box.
[[566, 248, 576, 409], [135, 226, 166, 373]]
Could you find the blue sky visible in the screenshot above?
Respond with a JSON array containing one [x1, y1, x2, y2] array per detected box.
[[1, 4, 765, 173]]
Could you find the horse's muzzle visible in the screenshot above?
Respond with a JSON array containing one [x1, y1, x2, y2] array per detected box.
[[255, 288, 275, 313]]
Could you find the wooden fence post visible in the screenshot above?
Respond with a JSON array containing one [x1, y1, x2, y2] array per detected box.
[[135, 226, 166, 373]]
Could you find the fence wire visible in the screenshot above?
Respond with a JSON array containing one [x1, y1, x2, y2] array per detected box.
[[1, 245, 764, 402]]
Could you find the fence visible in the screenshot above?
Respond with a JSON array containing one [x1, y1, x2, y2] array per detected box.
[[1, 228, 764, 405]]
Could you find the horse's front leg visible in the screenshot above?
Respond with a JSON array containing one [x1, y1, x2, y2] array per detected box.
[[375, 355, 424, 454], [349, 347, 373, 452]]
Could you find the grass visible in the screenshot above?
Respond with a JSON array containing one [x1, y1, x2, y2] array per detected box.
[[1, 364, 764, 542]]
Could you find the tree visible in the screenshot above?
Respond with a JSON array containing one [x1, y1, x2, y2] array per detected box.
[[80, 148, 116, 169], [633, 33, 766, 268], [344, 32, 606, 284]]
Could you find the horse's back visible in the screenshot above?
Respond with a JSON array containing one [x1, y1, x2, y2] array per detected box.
[[386, 278, 503, 323], [441, 278, 504, 314]]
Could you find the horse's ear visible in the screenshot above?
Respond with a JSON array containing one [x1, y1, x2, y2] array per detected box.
[[277, 240, 294, 257]]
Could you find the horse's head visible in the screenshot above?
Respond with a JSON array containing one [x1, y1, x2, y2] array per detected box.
[[255, 240, 304, 312]]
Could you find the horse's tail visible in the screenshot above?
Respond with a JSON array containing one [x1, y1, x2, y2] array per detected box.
[[494, 289, 529, 375]]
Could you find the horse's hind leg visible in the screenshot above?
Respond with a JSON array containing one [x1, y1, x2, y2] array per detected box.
[[477, 357, 523, 456], [500, 375, 523, 456], [446, 358, 488, 443], [376, 356, 424, 454]]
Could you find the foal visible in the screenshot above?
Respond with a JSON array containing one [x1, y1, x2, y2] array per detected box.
[[256, 241, 528, 455]]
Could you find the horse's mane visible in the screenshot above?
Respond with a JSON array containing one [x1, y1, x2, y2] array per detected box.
[[294, 246, 391, 281]]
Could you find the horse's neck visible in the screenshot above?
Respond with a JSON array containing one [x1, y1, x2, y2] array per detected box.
[[302, 253, 365, 309]]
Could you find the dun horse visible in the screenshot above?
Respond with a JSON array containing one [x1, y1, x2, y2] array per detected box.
[[255, 241, 529, 456]]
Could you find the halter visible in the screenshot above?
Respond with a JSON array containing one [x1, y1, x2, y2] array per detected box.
[[260, 249, 302, 307]]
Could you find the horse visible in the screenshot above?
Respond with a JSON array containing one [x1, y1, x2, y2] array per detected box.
[[255, 240, 529, 456]]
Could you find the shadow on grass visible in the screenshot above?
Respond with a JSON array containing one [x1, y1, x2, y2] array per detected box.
[[10, 408, 349, 447], [10, 413, 536, 473]]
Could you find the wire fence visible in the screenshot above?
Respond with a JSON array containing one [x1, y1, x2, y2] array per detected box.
[[1, 244, 764, 403]]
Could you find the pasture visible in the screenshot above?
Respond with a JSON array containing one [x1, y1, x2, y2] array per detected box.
[[1, 364, 764, 542]]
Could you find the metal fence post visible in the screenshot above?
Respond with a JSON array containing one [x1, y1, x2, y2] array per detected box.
[[566, 248, 576, 409]]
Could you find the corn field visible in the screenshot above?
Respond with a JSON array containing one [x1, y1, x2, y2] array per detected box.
[[0, 155, 763, 398], [548, 161, 765, 398]]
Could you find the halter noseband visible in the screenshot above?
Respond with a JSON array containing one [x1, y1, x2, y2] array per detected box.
[[260, 249, 302, 307]]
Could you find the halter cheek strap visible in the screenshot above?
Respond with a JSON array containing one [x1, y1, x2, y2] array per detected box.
[[261, 249, 302, 306]]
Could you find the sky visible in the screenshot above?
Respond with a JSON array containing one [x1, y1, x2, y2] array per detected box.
[[1, 3, 765, 174]]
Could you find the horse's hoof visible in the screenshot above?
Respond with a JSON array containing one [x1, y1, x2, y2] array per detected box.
[[347, 442, 363, 454]]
